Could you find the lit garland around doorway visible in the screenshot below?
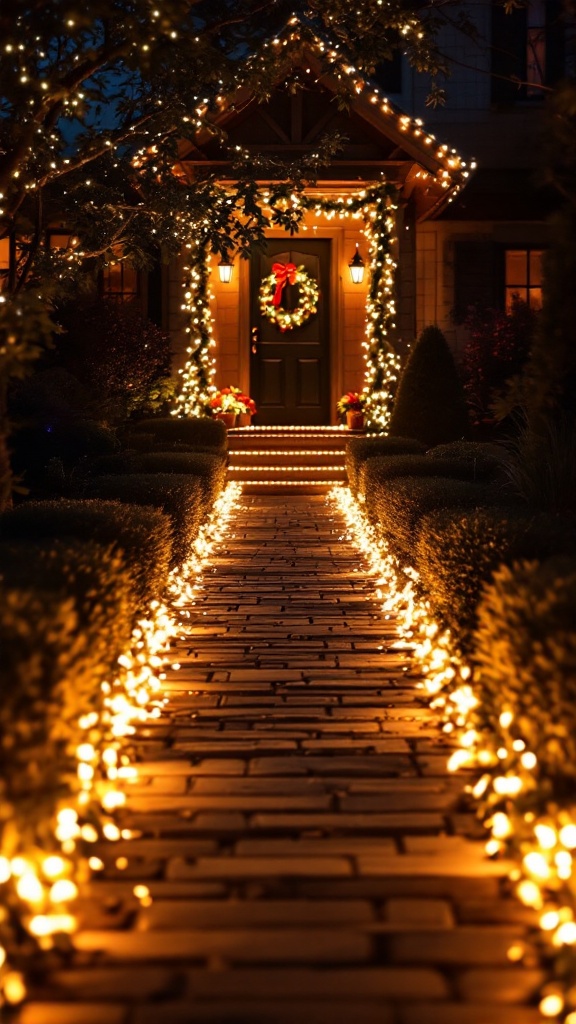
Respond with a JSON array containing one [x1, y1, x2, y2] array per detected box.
[[174, 239, 217, 418], [175, 182, 400, 430]]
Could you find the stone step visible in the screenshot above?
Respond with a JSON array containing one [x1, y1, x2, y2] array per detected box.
[[227, 426, 359, 452], [229, 449, 346, 468]]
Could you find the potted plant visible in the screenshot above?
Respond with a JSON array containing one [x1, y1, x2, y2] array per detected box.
[[337, 391, 366, 430], [209, 387, 244, 428], [237, 392, 257, 427]]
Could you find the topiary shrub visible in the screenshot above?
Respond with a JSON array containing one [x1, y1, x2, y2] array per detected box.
[[388, 325, 470, 446], [0, 538, 137, 675], [426, 440, 507, 481], [0, 499, 172, 608], [416, 507, 576, 649], [473, 557, 576, 784], [345, 435, 424, 494], [367, 475, 497, 559], [89, 451, 227, 506], [130, 416, 227, 452], [84, 474, 204, 566]]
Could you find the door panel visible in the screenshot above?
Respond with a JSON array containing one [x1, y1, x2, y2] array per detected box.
[[251, 239, 330, 425], [259, 359, 285, 408], [297, 359, 321, 407]]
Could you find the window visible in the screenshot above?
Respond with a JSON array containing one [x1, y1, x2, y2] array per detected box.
[[48, 231, 80, 251], [0, 236, 10, 291], [505, 248, 543, 310], [101, 258, 139, 303], [492, 0, 565, 104], [527, 0, 547, 93]]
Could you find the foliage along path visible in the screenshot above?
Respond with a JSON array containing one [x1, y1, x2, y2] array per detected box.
[[18, 495, 542, 1024]]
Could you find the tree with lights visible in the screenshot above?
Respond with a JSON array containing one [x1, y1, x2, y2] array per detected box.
[[0, 0, 455, 503]]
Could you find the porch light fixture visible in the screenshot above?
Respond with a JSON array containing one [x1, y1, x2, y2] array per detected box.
[[348, 244, 365, 284], [218, 259, 233, 283]]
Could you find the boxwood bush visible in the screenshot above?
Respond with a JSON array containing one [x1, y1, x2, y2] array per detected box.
[[0, 538, 137, 675], [0, 499, 172, 608], [416, 507, 576, 649], [346, 436, 425, 495], [473, 556, 576, 783], [368, 475, 498, 558], [362, 454, 496, 497], [426, 440, 506, 481], [89, 451, 227, 506], [84, 473, 204, 566], [130, 416, 227, 451], [0, 586, 103, 813]]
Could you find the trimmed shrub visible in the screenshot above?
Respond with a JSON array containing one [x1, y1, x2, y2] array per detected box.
[[84, 474, 204, 566], [426, 441, 507, 480], [130, 416, 227, 451], [473, 557, 576, 782], [0, 587, 101, 809], [0, 538, 137, 674], [0, 499, 172, 608], [416, 507, 576, 648], [368, 475, 497, 558], [346, 435, 425, 494], [89, 451, 227, 505], [361, 454, 495, 500], [388, 325, 470, 446]]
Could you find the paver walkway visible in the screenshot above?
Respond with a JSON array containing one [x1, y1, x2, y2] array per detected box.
[[20, 496, 542, 1024]]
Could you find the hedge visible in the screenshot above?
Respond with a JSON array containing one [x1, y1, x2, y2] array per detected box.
[[84, 473, 204, 566], [0, 538, 137, 675], [129, 415, 227, 451], [0, 499, 172, 608], [345, 435, 425, 495], [426, 440, 506, 481], [368, 475, 498, 558], [361, 454, 495, 498], [415, 507, 576, 649], [473, 556, 576, 783], [89, 451, 227, 506], [0, 586, 103, 818]]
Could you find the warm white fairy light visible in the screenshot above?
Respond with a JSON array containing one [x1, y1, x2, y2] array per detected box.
[[0, 483, 241, 1004], [329, 484, 576, 1022]]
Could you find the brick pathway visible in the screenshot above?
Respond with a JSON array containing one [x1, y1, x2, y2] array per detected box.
[[19, 495, 542, 1024]]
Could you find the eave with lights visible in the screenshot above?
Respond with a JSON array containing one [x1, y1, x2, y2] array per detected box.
[[165, 15, 473, 429]]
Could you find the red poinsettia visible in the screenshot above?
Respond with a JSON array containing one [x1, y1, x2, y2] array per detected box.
[[337, 391, 366, 415]]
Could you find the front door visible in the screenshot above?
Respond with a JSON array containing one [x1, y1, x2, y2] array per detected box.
[[250, 238, 331, 425]]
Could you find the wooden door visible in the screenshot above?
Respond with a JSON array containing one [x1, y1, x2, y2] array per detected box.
[[250, 239, 331, 425]]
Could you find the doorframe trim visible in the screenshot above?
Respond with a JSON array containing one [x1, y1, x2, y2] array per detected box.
[[239, 227, 344, 424]]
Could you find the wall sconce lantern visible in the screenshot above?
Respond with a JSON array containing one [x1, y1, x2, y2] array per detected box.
[[348, 244, 365, 284], [218, 259, 233, 283]]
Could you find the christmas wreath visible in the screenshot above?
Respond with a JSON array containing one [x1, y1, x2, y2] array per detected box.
[[259, 261, 319, 331]]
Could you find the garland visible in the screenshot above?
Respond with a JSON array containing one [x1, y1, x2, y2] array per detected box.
[[259, 262, 319, 332], [176, 183, 399, 428]]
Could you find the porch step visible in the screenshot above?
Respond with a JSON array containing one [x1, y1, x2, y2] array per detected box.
[[227, 427, 357, 494]]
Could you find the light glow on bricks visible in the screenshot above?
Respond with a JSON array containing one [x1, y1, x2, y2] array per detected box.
[[330, 484, 576, 1023]]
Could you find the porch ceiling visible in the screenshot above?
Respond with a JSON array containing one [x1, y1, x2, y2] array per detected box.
[[175, 36, 470, 221]]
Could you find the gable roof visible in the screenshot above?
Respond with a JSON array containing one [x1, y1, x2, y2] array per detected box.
[[176, 15, 473, 220]]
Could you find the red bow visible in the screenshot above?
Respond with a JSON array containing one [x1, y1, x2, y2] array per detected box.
[[272, 261, 297, 306]]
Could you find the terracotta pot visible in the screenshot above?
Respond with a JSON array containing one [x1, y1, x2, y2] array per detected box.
[[237, 412, 252, 427], [346, 410, 364, 430], [215, 411, 237, 428]]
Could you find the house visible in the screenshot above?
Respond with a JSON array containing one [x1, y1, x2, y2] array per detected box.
[[101, 5, 571, 427]]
